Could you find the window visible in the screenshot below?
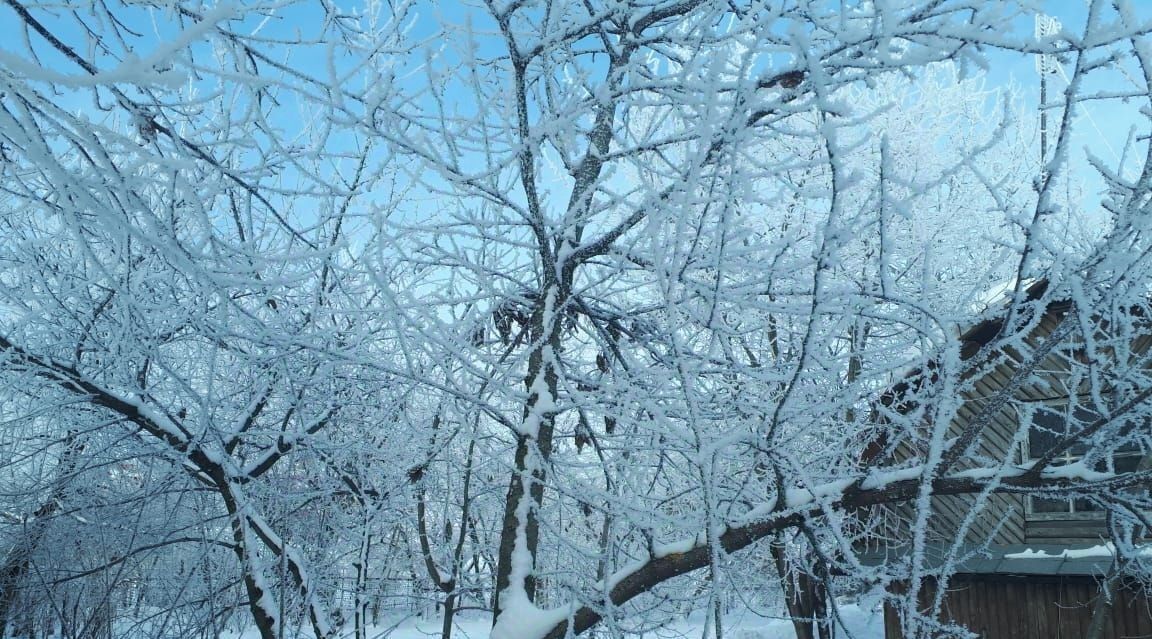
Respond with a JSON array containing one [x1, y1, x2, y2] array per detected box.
[[1023, 402, 1145, 518]]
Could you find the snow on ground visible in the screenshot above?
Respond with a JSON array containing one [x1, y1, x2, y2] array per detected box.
[[620, 602, 885, 639], [222, 600, 885, 639]]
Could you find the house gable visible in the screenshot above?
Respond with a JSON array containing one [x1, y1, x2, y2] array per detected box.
[[871, 279, 1152, 548]]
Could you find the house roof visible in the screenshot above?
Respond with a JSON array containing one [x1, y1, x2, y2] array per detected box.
[[860, 542, 1145, 577], [879, 278, 1055, 411]]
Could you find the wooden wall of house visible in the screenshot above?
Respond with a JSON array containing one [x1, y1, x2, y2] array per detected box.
[[1025, 519, 1115, 544], [872, 293, 1152, 550], [925, 302, 1138, 547], [882, 574, 1152, 639]]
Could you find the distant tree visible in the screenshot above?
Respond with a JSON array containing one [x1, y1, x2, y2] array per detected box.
[[0, 1, 412, 637]]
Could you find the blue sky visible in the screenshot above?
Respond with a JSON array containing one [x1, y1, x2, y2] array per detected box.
[[2, 0, 1149, 221], [1000, 3, 1152, 181]]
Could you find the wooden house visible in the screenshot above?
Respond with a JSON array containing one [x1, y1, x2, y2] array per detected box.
[[865, 279, 1152, 638]]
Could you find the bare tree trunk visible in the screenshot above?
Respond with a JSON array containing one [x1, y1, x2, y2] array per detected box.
[[439, 592, 458, 639], [494, 429, 553, 614], [712, 571, 723, 639], [771, 536, 816, 639], [1086, 550, 1123, 639], [220, 493, 278, 639], [812, 577, 831, 639], [771, 533, 832, 639], [416, 433, 477, 639], [354, 529, 371, 639], [444, 438, 477, 639], [494, 286, 563, 620], [1085, 573, 1117, 639]]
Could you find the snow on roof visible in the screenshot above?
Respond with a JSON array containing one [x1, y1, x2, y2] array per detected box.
[[860, 542, 1150, 577], [969, 277, 1041, 315], [1005, 544, 1115, 560]]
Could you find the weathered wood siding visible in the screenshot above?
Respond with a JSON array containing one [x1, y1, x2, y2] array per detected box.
[[883, 575, 1152, 639], [885, 299, 1146, 546]]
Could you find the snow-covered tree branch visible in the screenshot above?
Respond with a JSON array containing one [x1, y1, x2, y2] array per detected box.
[[3, 1, 1152, 638]]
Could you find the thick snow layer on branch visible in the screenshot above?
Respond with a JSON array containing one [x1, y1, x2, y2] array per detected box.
[[654, 534, 708, 558], [949, 466, 1012, 480], [1040, 461, 1114, 482], [248, 561, 281, 636], [861, 466, 924, 489], [494, 408, 558, 639], [785, 478, 857, 508], [519, 361, 556, 437], [119, 395, 189, 443], [596, 533, 708, 593]]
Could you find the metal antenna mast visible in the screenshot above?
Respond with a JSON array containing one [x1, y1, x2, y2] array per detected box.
[[1035, 14, 1061, 170]]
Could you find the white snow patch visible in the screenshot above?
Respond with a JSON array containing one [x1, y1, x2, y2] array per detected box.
[[784, 478, 856, 508], [220, 603, 886, 639], [1005, 543, 1152, 560], [970, 277, 1039, 314], [1041, 461, 1114, 482], [603, 558, 645, 592], [948, 464, 1030, 480], [861, 466, 923, 489], [1006, 544, 1113, 560], [653, 534, 706, 558], [490, 601, 574, 639]]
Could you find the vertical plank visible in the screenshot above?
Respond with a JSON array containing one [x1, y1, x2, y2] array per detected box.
[[947, 578, 965, 632], [1054, 578, 1069, 639], [1032, 580, 1045, 639], [1137, 585, 1152, 637], [1112, 584, 1127, 639], [973, 578, 990, 639], [1011, 579, 1026, 639], [1000, 579, 1015, 639], [988, 578, 1004, 639], [1012, 579, 1028, 639], [1138, 585, 1152, 636], [884, 599, 900, 639], [1075, 578, 1093, 639]]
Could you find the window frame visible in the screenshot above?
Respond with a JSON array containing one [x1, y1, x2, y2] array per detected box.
[[1021, 399, 1144, 521]]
